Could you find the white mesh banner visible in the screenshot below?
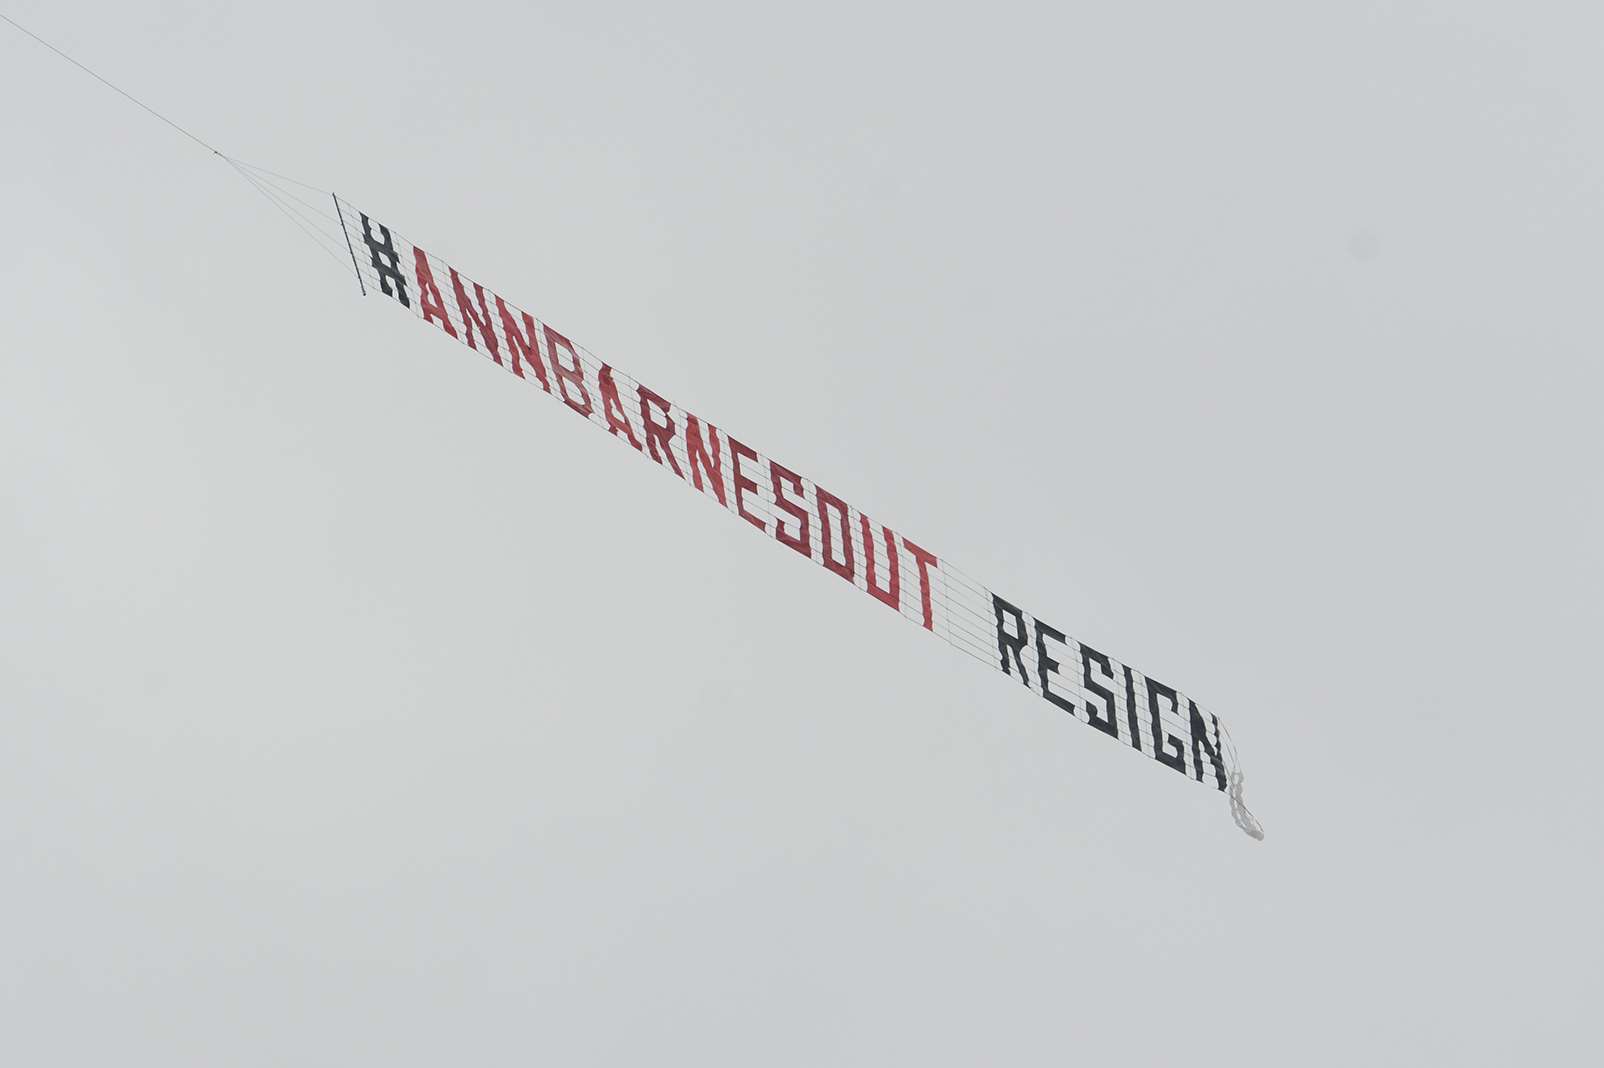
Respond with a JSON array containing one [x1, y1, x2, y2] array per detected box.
[[336, 198, 1263, 839]]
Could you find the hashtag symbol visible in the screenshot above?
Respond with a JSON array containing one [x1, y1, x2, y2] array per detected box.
[[360, 214, 411, 308]]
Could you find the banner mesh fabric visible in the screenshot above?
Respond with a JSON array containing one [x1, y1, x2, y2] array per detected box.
[[335, 197, 1263, 839]]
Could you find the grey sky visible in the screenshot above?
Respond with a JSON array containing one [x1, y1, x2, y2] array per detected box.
[[2, 2, 1599, 1064]]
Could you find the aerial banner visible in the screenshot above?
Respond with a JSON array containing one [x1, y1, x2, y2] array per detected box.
[[335, 198, 1263, 839]]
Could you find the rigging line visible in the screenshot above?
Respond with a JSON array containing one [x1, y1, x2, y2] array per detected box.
[[224, 162, 338, 237], [231, 159, 332, 198], [238, 170, 347, 241], [0, 10, 226, 159], [232, 164, 341, 222], [227, 159, 349, 270], [233, 165, 345, 255], [0, 9, 343, 265], [262, 181, 341, 226]]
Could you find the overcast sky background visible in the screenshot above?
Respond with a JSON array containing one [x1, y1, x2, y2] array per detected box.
[[3, 2, 1600, 1064]]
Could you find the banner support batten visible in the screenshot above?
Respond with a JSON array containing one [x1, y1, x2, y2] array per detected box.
[[333, 193, 367, 297]]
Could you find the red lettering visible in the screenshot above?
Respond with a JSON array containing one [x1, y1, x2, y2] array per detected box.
[[449, 269, 501, 364], [729, 437, 766, 533], [496, 298, 551, 391], [685, 416, 726, 505], [637, 386, 684, 478], [861, 516, 900, 610], [815, 488, 854, 582], [598, 366, 642, 449], [413, 249, 457, 337], [901, 537, 939, 630], [770, 461, 810, 558], [542, 325, 592, 416]]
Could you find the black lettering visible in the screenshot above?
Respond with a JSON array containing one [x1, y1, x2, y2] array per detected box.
[[1190, 701, 1227, 791], [992, 595, 1030, 686], [1034, 620, 1077, 715], [1146, 677, 1189, 774], [1079, 643, 1120, 739], [359, 214, 410, 307], [1123, 665, 1143, 751]]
